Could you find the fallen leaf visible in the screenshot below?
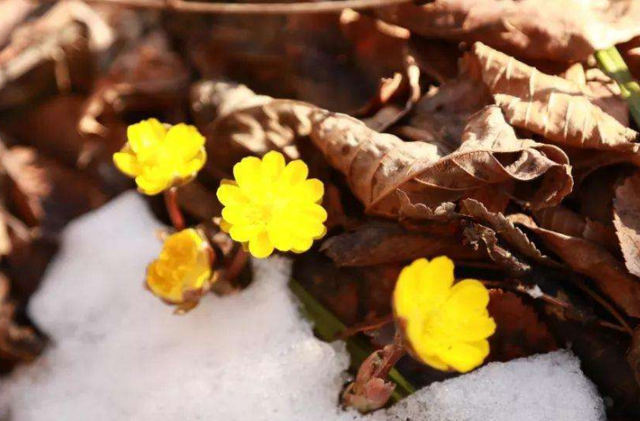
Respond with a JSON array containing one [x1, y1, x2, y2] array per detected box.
[[321, 220, 484, 267], [462, 221, 531, 275], [1, 145, 107, 233], [629, 327, 640, 390], [510, 213, 640, 318], [374, 0, 640, 62], [202, 81, 311, 177], [461, 198, 553, 265], [487, 290, 557, 362], [310, 105, 571, 219], [470, 42, 640, 152], [614, 173, 640, 278]]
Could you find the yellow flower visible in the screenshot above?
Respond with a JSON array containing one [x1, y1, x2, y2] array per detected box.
[[216, 151, 327, 258], [113, 119, 207, 195], [147, 229, 213, 308], [393, 256, 496, 373]]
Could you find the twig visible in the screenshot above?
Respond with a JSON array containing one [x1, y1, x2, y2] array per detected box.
[[33, 0, 414, 14], [595, 47, 640, 128]]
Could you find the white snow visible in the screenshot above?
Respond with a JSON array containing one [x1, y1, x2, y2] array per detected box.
[[0, 192, 605, 421]]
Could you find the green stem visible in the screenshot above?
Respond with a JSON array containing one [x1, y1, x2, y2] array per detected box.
[[289, 280, 416, 402], [595, 47, 640, 128]]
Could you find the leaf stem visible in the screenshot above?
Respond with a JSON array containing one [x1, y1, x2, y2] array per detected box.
[[289, 280, 416, 402], [595, 47, 640, 128]]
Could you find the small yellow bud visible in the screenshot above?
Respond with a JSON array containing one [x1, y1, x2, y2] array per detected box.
[[146, 229, 213, 311]]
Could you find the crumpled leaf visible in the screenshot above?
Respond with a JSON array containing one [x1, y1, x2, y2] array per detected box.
[[321, 220, 484, 267], [358, 55, 421, 133], [0, 1, 115, 109], [310, 105, 571, 219], [613, 173, 640, 278], [342, 345, 397, 413], [462, 221, 530, 275], [79, 31, 189, 138], [487, 290, 557, 362], [535, 204, 619, 252], [461, 198, 553, 266], [510, 213, 640, 318], [374, 0, 640, 62], [1, 144, 107, 234], [201, 81, 312, 177], [470, 42, 640, 152], [398, 69, 492, 149]]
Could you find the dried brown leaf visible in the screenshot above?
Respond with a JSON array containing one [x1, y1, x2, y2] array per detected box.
[[79, 32, 189, 138], [461, 198, 552, 265], [1, 145, 107, 233], [629, 327, 640, 390], [511, 214, 640, 318], [614, 173, 640, 278], [202, 81, 312, 177], [470, 42, 639, 152], [487, 290, 557, 362], [321, 220, 484, 267], [375, 0, 640, 62], [310, 105, 571, 219], [462, 222, 530, 274]]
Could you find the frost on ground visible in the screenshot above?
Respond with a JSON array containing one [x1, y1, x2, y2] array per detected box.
[[0, 193, 605, 421]]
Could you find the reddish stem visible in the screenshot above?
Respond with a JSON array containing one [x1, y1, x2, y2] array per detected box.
[[373, 334, 406, 379], [164, 187, 185, 231]]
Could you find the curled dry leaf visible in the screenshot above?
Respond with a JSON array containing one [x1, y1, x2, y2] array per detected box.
[[613, 173, 640, 278], [375, 0, 640, 62], [359, 55, 421, 133], [487, 290, 557, 362], [202, 81, 312, 177], [0, 1, 115, 109], [470, 42, 640, 153], [310, 105, 571, 219], [535, 205, 619, 252], [462, 221, 530, 275], [510, 214, 640, 318], [399, 70, 492, 150], [461, 198, 552, 266], [79, 31, 190, 138], [1, 145, 107, 234], [321, 220, 484, 267]]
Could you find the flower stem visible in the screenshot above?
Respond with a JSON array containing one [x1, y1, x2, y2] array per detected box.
[[289, 280, 416, 401], [164, 187, 185, 231], [595, 47, 640, 128]]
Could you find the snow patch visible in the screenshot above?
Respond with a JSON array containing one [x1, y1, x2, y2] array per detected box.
[[0, 192, 605, 421]]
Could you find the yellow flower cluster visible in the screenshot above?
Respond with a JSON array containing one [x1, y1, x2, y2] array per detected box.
[[217, 151, 327, 258], [146, 229, 213, 308], [113, 119, 207, 195], [393, 256, 496, 373]]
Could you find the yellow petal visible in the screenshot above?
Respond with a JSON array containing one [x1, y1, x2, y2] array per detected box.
[[135, 173, 171, 196], [439, 340, 490, 373], [298, 179, 324, 203], [178, 149, 207, 178], [113, 150, 142, 177], [261, 151, 286, 182], [217, 184, 249, 207], [248, 231, 274, 258], [127, 118, 166, 153], [165, 124, 206, 159], [233, 156, 262, 191], [279, 160, 309, 186]]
